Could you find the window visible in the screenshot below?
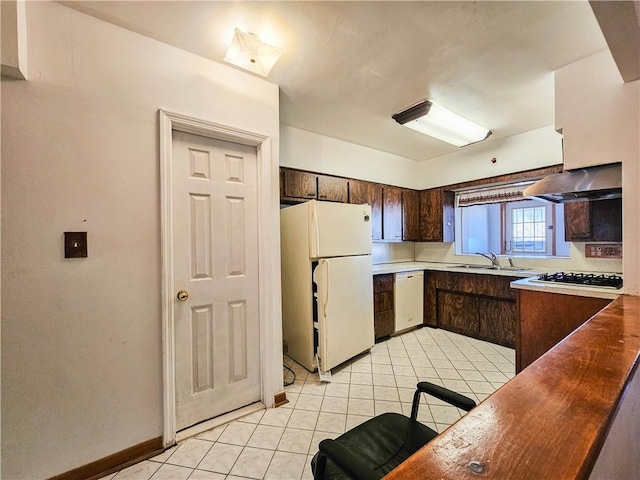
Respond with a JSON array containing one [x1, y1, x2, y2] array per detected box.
[[505, 201, 552, 254], [455, 185, 569, 257]]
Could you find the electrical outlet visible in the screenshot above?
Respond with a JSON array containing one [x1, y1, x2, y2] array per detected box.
[[585, 243, 622, 259]]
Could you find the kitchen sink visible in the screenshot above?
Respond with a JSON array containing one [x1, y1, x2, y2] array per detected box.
[[493, 266, 533, 271], [447, 264, 496, 270], [447, 264, 533, 272]]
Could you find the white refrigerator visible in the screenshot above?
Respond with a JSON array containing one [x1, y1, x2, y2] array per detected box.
[[280, 200, 374, 375]]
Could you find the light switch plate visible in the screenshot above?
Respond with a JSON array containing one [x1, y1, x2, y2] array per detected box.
[[585, 243, 622, 259], [64, 231, 88, 258]]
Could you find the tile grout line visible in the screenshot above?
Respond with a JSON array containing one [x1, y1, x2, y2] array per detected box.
[[112, 328, 515, 480]]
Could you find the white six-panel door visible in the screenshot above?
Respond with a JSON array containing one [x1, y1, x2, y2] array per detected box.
[[172, 131, 260, 431]]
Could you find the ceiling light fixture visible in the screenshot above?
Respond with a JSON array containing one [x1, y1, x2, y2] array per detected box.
[[224, 28, 283, 77], [392, 100, 492, 147]]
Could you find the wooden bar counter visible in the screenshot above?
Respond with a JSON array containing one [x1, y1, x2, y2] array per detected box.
[[385, 295, 640, 480]]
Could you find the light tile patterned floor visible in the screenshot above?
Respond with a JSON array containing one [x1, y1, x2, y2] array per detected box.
[[103, 327, 514, 480]]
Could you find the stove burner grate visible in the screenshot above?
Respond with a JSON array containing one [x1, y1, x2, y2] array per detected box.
[[536, 272, 623, 289]]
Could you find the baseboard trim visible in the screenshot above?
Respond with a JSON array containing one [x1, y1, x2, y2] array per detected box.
[[49, 437, 164, 480]]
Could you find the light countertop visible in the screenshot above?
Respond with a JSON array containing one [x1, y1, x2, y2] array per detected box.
[[372, 261, 543, 278], [510, 276, 622, 300], [372, 261, 623, 299]]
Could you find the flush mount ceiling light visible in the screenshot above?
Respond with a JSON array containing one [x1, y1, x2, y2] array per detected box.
[[392, 100, 492, 147], [224, 28, 283, 77]]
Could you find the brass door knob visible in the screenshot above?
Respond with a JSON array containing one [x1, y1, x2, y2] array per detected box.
[[177, 290, 189, 301]]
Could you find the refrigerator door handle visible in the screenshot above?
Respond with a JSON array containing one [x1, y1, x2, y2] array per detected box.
[[322, 260, 330, 318], [309, 202, 320, 258]]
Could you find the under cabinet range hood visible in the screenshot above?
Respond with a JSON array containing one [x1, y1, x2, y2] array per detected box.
[[523, 163, 622, 203]]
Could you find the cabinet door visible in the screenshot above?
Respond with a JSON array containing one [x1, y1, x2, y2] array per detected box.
[[423, 272, 437, 327], [382, 186, 403, 241], [564, 199, 622, 242], [282, 169, 317, 200], [350, 180, 383, 241], [564, 202, 591, 241], [590, 198, 622, 241], [442, 190, 455, 242], [419, 188, 455, 242], [437, 291, 478, 337], [478, 298, 516, 347], [317, 175, 348, 202], [402, 189, 420, 241]]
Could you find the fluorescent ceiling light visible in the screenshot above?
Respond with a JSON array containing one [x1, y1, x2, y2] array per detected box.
[[392, 100, 492, 147], [224, 28, 283, 77]]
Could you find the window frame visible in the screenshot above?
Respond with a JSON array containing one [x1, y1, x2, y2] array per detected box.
[[504, 200, 555, 256]]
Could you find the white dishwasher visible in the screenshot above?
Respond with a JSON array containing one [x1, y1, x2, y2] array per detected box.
[[394, 271, 424, 333]]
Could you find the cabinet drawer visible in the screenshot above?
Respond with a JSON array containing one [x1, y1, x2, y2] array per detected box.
[[436, 271, 475, 293], [374, 292, 393, 313], [373, 274, 394, 293], [475, 275, 519, 300], [374, 310, 395, 339]]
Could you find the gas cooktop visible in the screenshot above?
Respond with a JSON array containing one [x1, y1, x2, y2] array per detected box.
[[533, 272, 623, 289]]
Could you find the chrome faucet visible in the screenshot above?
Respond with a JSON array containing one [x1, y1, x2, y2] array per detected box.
[[475, 251, 499, 266]]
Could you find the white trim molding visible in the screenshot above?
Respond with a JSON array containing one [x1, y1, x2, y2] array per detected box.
[[159, 109, 278, 447]]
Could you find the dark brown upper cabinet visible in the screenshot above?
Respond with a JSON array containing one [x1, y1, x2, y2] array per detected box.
[[402, 189, 420, 241], [382, 186, 403, 241], [280, 168, 348, 204], [349, 179, 383, 241], [419, 188, 455, 242], [317, 174, 348, 202], [281, 168, 317, 202], [564, 198, 622, 242]]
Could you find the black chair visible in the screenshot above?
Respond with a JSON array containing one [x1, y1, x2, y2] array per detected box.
[[311, 382, 477, 480]]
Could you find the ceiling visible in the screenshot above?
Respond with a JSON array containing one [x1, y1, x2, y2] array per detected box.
[[63, 1, 612, 162]]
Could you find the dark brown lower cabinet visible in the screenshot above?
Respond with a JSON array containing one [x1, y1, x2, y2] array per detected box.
[[478, 298, 516, 347], [374, 310, 394, 340], [373, 274, 394, 340], [437, 292, 478, 337], [423, 273, 437, 327], [425, 270, 522, 348], [516, 289, 612, 373]]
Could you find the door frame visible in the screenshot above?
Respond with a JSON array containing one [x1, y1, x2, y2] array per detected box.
[[159, 109, 277, 447]]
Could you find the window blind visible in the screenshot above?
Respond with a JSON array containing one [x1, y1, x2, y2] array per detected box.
[[456, 182, 535, 207]]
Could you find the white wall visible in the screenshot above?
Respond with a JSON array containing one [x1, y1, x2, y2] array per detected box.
[[372, 242, 415, 265], [625, 132, 640, 295], [416, 125, 563, 188], [280, 124, 420, 188], [281, 124, 563, 191], [555, 50, 639, 171], [589, 363, 640, 479], [554, 50, 639, 294], [0, 3, 281, 479], [0, 0, 28, 79]]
